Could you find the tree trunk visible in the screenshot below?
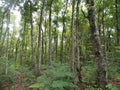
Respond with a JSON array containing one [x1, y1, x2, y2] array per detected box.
[[41, 28, 44, 64], [87, 0, 107, 89], [0, 12, 9, 58], [60, 0, 68, 63], [54, 14, 58, 62], [0, 15, 4, 42], [115, 0, 120, 45], [44, 13, 47, 64], [37, 0, 45, 76], [76, 0, 82, 84], [21, 9, 27, 66], [29, 0, 35, 67], [48, 0, 53, 65], [101, 3, 107, 60], [15, 39, 19, 67], [97, 8, 101, 36], [71, 0, 75, 72], [6, 9, 10, 74], [0, 15, 5, 57]]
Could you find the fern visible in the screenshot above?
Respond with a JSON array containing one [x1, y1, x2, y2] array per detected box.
[[29, 63, 76, 90]]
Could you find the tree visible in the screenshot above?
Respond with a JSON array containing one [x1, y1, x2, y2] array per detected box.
[[29, 0, 35, 67], [60, 0, 68, 63], [115, 0, 120, 45], [87, 0, 108, 89], [37, 0, 45, 75], [5, 9, 10, 74], [76, 0, 82, 84], [48, 0, 54, 65], [71, 0, 75, 72]]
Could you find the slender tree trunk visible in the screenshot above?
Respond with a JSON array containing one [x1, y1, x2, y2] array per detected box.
[[71, 0, 75, 72], [29, 0, 35, 67], [55, 18, 58, 62], [48, 0, 53, 65], [115, 0, 120, 45], [20, 44, 23, 65], [21, 26, 26, 65], [1, 13, 8, 57], [54, 14, 58, 62], [97, 9, 101, 36], [76, 0, 82, 85], [6, 9, 10, 74], [20, 10, 27, 66], [44, 14, 47, 64], [0, 15, 4, 41], [60, 20, 64, 63], [60, 0, 68, 63], [0, 15, 5, 57], [41, 29, 44, 64], [101, 3, 107, 60], [15, 39, 19, 67], [37, 0, 45, 75], [87, 0, 107, 89]]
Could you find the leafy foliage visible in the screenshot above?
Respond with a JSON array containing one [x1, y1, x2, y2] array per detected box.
[[106, 83, 119, 90], [0, 58, 16, 87], [30, 63, 76, 90], [81, 62, 96, 84]]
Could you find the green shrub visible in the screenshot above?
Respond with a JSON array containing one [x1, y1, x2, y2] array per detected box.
[[15, 66, 36, 86], [0, 58, 16, 87], [24, 70, 35, 86], [30, 63, 76, 90], [81, 65, 96, 84], [106, 83, 119, 90]]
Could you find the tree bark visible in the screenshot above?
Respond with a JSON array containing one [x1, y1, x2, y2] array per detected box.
[[60, 0, 68, 63], [48, 0, 53, 65], [44, 13, 47, 64], [87, 0, 107, 89], [0, 15, 4, 42], [54, 14, 58, 62], [6, 9, 10, 74], [0, 15, 5, 57], [71, 0, 75, 72], [21, 6, 27, 66], [29, 0, 35, 67], [15, 39, 19, 67], [76, 0, 82, 84], [41, 28, 44, 64], [37, 0, 45, 75], [97, 8, 101, 36], [115, 0, 120, 45], [101, 2, 107, 60]]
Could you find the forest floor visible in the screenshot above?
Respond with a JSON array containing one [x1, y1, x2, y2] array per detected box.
[[109, 79, 120, 89], [2, 73, 120, 90], [12, 79, 120, 90]]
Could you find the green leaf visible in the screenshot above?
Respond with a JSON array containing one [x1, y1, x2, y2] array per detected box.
[[29, 83, 41, 88]]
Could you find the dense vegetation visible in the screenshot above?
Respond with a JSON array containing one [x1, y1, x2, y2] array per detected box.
[[0, 0, 120, 90]]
